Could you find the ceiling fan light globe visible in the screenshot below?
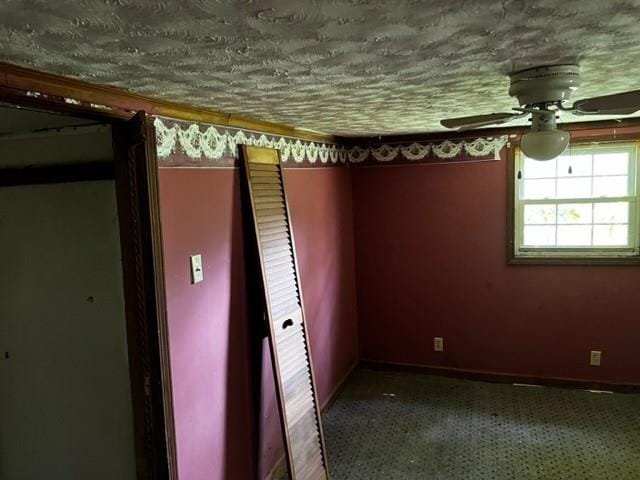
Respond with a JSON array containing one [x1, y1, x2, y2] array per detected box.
[[521, 130, 570, 161]]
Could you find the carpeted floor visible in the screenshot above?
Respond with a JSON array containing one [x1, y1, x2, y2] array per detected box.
[[280, 368, 640, 479]]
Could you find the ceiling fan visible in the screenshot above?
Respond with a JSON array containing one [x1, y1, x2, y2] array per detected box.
[[440, 64, 640, 160]]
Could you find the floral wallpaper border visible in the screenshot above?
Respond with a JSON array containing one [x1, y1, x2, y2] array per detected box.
[[154, 117, 508, 167], [154, 117, 348, 167]]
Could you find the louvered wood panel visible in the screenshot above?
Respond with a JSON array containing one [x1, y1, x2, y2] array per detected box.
[[241, 145, 328, 480]]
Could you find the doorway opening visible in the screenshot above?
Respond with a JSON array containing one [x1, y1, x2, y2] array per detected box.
[[0, 102, 176, 480]]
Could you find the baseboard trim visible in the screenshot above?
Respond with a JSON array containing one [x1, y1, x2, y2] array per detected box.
[[360, 359, 640, 394], [265, 360, 358, 480]]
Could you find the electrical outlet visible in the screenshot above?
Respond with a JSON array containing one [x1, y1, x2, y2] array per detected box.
[[434, 337, 444, 352], [590, 350, 602, 367]]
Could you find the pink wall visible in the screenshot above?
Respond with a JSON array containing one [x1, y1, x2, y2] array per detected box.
[[284, 168, 359, 402], [351, 152, 640, 385], [158, 166, 358, 480]]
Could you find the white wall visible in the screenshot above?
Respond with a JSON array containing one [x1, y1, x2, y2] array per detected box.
[[0, 177, 137, 479]]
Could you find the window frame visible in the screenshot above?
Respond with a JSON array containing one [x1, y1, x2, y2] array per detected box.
[[507, 136, 640, 265]]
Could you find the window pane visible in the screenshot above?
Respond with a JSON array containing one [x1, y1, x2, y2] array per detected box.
[[524, 204, 556, 224], [558, 154, 592, 177], [593, 225, 629, 246], [593, 202, 629, 224], [524, 156, 556, 178], [556, 178, 591, 199], [557, 203, 592, 224], [593, 153, 629, 176], [592, 176, 629, 197], [523, 226, 555, 246], [516, 145, 638, 256], [557, 225, 592, 246], [522, 179, 555, 199]]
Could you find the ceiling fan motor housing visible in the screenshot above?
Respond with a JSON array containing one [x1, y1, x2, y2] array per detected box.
[[509, 64, 581, 106]]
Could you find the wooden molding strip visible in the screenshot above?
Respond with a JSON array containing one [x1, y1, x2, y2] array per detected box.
[[0, 62, 335, 144], [360, 360, 640, 394]]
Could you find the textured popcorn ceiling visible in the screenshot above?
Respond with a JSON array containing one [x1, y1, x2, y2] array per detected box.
[[2, 0, 640, 135]]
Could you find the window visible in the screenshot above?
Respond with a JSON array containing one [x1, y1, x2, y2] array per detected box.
[[511, 141, 640, 262]]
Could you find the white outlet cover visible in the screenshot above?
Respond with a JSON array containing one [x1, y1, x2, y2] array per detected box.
[[434, 337, 444, 352], [190, 254, 204, 284], [590, 350, 602, 366]]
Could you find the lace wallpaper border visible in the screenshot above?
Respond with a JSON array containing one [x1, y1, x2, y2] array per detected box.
[[154, 117, 508, 167]]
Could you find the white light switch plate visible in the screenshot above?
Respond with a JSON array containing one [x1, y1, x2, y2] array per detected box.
[[590, 350, 602, 367], [190, 254, 204, 284]]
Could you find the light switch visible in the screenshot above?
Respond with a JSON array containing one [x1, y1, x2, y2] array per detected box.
[[190, 254, 203, 284]]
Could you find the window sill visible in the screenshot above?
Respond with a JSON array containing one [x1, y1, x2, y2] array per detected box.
[[508, 255, 640, 265]]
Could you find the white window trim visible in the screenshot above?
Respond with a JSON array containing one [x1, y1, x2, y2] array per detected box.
[[513, 142, 640, 259]]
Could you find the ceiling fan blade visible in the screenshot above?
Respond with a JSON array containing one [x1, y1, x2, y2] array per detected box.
[[440, 112, 522, 130], [572, 90, 640, 115]]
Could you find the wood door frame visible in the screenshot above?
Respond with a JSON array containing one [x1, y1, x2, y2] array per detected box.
[[0, 94, 177, 480]]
